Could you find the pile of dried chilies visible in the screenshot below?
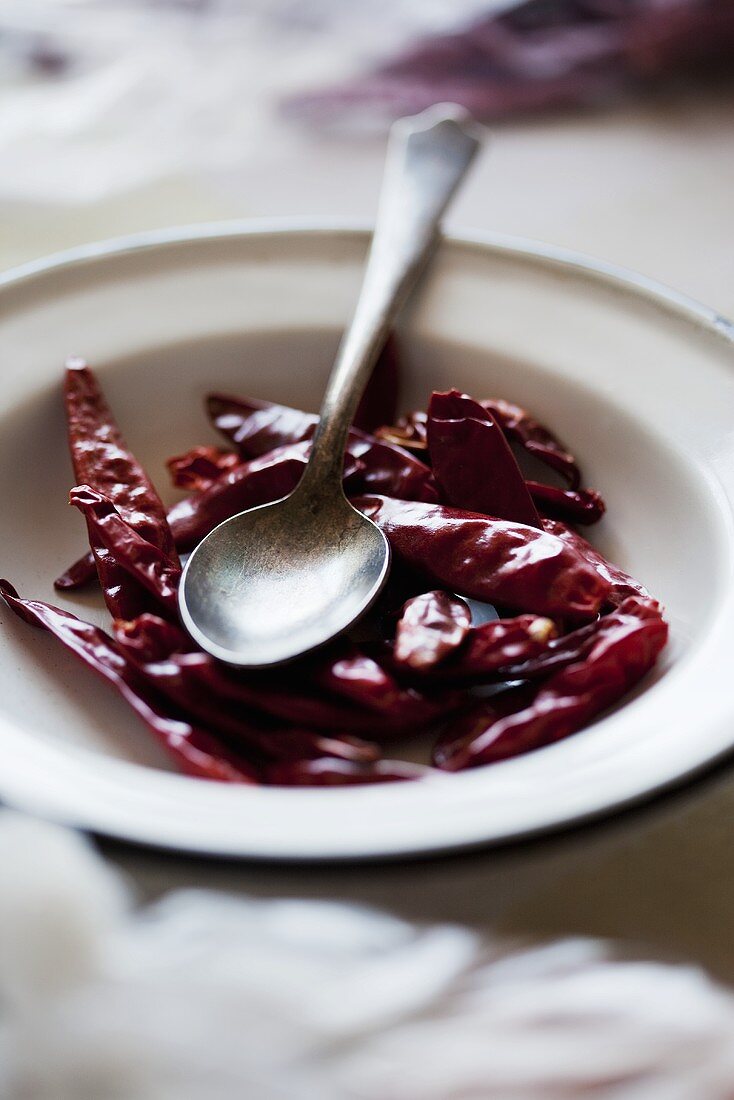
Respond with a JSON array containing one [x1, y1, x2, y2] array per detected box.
[[0, 346, 668, 785]]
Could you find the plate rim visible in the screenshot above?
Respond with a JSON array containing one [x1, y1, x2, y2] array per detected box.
[[1, 217, 734, 862]]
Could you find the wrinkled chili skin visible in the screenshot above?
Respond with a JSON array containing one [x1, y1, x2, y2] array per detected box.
[[0, 582, 256, 783], [167, 443, 323, 551], [267, 757, 429, 786], [167, 445, 241, 492], [527, 482, 606, 526], [375, 410, 428, 455], [70, 486, 181, 615], [54, 551, 98, 591], [543, 519, 652, 606], [115, 613, 195, 662], [481, 397, 581, 490], [308, 643, 462, 728], [113, 615, 381, 765], [434, 596, 668, 770], [64, 360, 179, 619], [208, 392, 317, 455], [64, 360, 177, 558], [25, 365, 668, 785], [352, 494, 611, 620], [376, 399, 583, 490], [208, 393, 438, 501], [428, 390, 542, 528], [393, 590, 472, 671], [406, 613, 557, 684], [166, 437, 435, 552]]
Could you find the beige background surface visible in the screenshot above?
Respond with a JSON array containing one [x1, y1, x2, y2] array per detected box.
[[5, 86, 734, 978]]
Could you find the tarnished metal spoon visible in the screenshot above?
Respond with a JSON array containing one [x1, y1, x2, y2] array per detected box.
[[179, 105, 482, 667]]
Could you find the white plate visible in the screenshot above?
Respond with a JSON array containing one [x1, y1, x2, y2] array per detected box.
[[1, 221, 733, 860]]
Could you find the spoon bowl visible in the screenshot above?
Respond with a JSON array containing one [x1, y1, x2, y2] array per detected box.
[[179, 493, 390, 666]]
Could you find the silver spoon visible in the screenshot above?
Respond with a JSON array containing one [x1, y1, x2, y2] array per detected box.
[[179, 105, 482, 667]]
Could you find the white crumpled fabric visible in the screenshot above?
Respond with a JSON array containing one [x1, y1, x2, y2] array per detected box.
[[0, 0, 490, 205], [1, 812, 734, 1098]]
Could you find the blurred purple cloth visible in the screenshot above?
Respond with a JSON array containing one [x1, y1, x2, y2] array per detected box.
[[285, 0, 734, 124]]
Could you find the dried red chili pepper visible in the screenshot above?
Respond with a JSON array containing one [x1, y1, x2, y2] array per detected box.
[[403, 612, 557, 683], [542, 519, 652, 606], [0, 581, 256, 783], [434, 596, 668, 770], [267, 757, 430, 786], [208, 392, 317, 454], [527, 482, 605, 526], [70, 486, 181, 616], [207, 340, 399, 452], [167, 441, 363, 551], [54, 551, 98, 591], [309, 643, 461, 728], [113, 612, 428, 737], [376, 397, 583, 491], [64, 360, 177, 557], [167, 445, 240, 491], [352, 494, 610, 620], [481, 397, 581, 490], [167, 437, 436, 552], [393, 590, 472, 671], [64, 359, 179, 618], [114, 613, 194, 661], [375, 410, 428, 455], [427, 390, 542, 527], [24, 356, 669, 785], [208, 393, 438, 500], [114, 615, 380, 764], [347, 436, 439, 503]]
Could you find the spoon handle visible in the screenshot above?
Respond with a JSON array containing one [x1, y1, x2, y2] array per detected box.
[[297, 104, 483, 499]]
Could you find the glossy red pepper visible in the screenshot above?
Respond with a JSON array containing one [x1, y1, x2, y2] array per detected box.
[[376, 397, 605, 520], [434, 596, 668, 770], [113, 613, 431, 738], [374, 410, 429, 455], [20, 356, 669, 785], [0, 581, 257, 783], [527, 482, 605, 525], [70, 486, 181, 616], [55, 400, 440, 584], [113, 619, 378, 766], [208, 392, 316, 455], [209, 393, 438, 500], [393, 590, 472, 671], [64, 360, 179, 619], [376, 397, 583, 492], [166, 442, 332, 551], [114, 614, 382, 763], [167, 445, 240, 491], [542, 519, 652, 606], [54, 551, 98, 591], [403, 612, 557, 683], [57, 443, 332, 577], [166, 436, 438, 552], [309, 643, 462, 728], [427, 390, 542, 527], [64, 360, 178, 557], [352, 494, 611, 620], [481, 397, 581, 490]]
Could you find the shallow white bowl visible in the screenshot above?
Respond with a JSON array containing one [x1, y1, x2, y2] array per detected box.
[[1, 221, 733, 860]]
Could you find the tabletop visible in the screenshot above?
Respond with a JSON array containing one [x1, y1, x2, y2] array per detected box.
[[4, 51, 734, 979]]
